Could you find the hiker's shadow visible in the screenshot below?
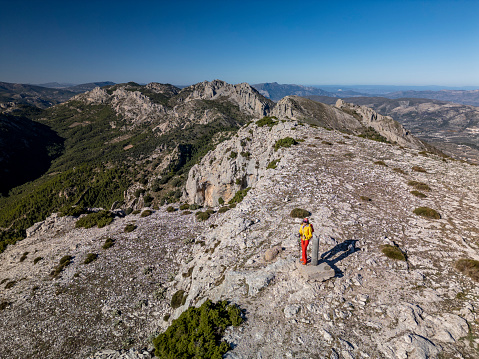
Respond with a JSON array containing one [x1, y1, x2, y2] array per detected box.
[[318, 239, 358, 278]]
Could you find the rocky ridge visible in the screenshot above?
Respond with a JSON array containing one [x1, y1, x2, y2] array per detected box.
[[1, 118, 479, 358]]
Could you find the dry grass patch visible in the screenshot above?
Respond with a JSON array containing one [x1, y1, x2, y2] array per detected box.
[[393, 167, 406, 174], [412, 166, 427, 173], [381, 244, 406, 261], [374, 160, 387, 166], [413, 207, 441, 219], [290, 208, 311, 218], [456, 259, 479, 282], [408, 180, 431, 191], [411, 190, 427, 198]]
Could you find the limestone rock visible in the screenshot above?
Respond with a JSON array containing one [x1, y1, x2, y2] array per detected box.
[[264, 246, 282, 261]]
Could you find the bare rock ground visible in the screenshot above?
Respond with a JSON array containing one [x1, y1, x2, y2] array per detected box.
[[1, 120, 479, 358]]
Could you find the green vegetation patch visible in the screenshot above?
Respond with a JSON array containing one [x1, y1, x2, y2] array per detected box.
[[228, 188, 251, 204], [256, 116, 278, 127], [102, 238, 115, 249], [166, 206, 176, 213], [140, 210, 153, 217], [19, 252, 29, 262], [171, 290, 188, 309], [267, 159, 281, 169], [374, 160, 387, 166], [83, 253, 98, 264], [413, 207, 441, 219], [124, 224, 137, 233], [358, 126, 390, 143], [59, 206, 88, 217], [189, 204, 201, 210], [153, 299, 243, 359], [408, 180, 431, 191], [75, 210, 114, 229], [456, 259, 479, 282], [411, 190, 427, 198], [290, 208, 311, 218], [196, 211, 211, 221], [229, 151, 238, 159], [51, 255, 73, 277], [33, 257, 43, 264], [218, 207, 230, 213], [179, 203, 190, 210], [381, 244, 406, 261], [274, 137, 298, 151], [393, 167, 406, 174]]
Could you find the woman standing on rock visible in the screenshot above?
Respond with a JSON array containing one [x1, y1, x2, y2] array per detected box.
[[299, 218, 313, 265]]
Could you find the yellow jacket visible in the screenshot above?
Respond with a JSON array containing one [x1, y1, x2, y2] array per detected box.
[[299, 223, 312, 241]]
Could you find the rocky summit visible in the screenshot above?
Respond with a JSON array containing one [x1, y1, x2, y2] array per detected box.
[[1, 80, 479, 359]]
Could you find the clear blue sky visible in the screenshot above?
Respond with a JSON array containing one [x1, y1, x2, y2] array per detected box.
[[1, 0, 478, 87]]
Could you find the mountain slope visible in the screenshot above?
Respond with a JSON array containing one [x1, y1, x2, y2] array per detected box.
[[1, 119, 478, 358]]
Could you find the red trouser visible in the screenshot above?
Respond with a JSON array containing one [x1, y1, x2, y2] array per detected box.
[[301, 239, 309, 264]]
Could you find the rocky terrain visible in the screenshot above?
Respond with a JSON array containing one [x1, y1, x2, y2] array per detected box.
[[308, 96, 479, 164], [1, 114, 479, 358]]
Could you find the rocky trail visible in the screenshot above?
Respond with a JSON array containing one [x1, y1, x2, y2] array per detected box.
[[1, 119, 479, 358]]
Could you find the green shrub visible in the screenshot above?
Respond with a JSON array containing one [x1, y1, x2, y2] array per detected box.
[[84, 253, 98, 264], [274, 137, 298, 151], [189, 204, 201, 210], [290, 208, 311, 218], [412, 166, 427, 173], [413, 207, 441, 219], [410, 191, 427, 198], [33, 257, 43, 264], [456, 259, 479, 282], [75, 210, 114, 229], [124, 224, 137, 233], [19, 252, 29, 262], [229, 203, 236, 208], [141, 210, 153, 217], [393, 167, 406, 174], [170, 290, 187, 309], [358, 126, 390, 143], [132, 210, 141, 215], [240, 151, 251, 159], [153, 299, 243, 359], [59, 206, 88, 217], [125, 208, 133, 215], [256, 116, 278, 127], [218, 197, 224, 205], [182, 210, 192, 215], [180, 203, 190, 210], [166, 206, 176, 212], [267, 159, 281, 169], [143, 194, 153, 206], [51, 255, 73, 277], [229, 151, 237, 159], [374, 160, 387, 166], [408, 180, 431, 191], [196, 212, 210, 221], [218, 207, 230, 213], [102, 238, 115, 249], [381, 244, 406, 261], [228, 188, 251, 204]]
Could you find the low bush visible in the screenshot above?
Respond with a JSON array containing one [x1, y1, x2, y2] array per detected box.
[[189, 204, 201, 210], [124, 224, 137, 233], [290, 208, 311, 218], [59, 206, 88, 217], [229, 151, 237, 159], [140, 210, 153, 217], [228, 188, 251, 204], [240, 151, 251, 159], [218, 207, 230, 213], [132, 210, 141, 215], [274, 137, 298, 151], [456, 259, 479, 282], [322, 140, 333, 146], [153, 299, 243, 359], [256, 116, 278, 127], [171, 290, 187, 309], [182, 210, 192, 215], [267, 159, 281, 169], [179, 204, 190, 210], [51, 255, 73, 277], [166, 206, 176, 212], [393, 167, 406, 174], [84, 253, 98, 264], [412, 166, 427, 173], [218, 197, 224, 205], [374, 160, 387, 166], [413, 207, 441, 219], [360, 196, 371, 202], [196, 212, 210, 221], [33, 257, 43, 264], [408, 180, 431, 191], [410, 190, 427, 198], [381, 244, 406, 261], [19, 252, 29, 262], [75, 210, 114, 229], [102, 238, 115, 249]]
